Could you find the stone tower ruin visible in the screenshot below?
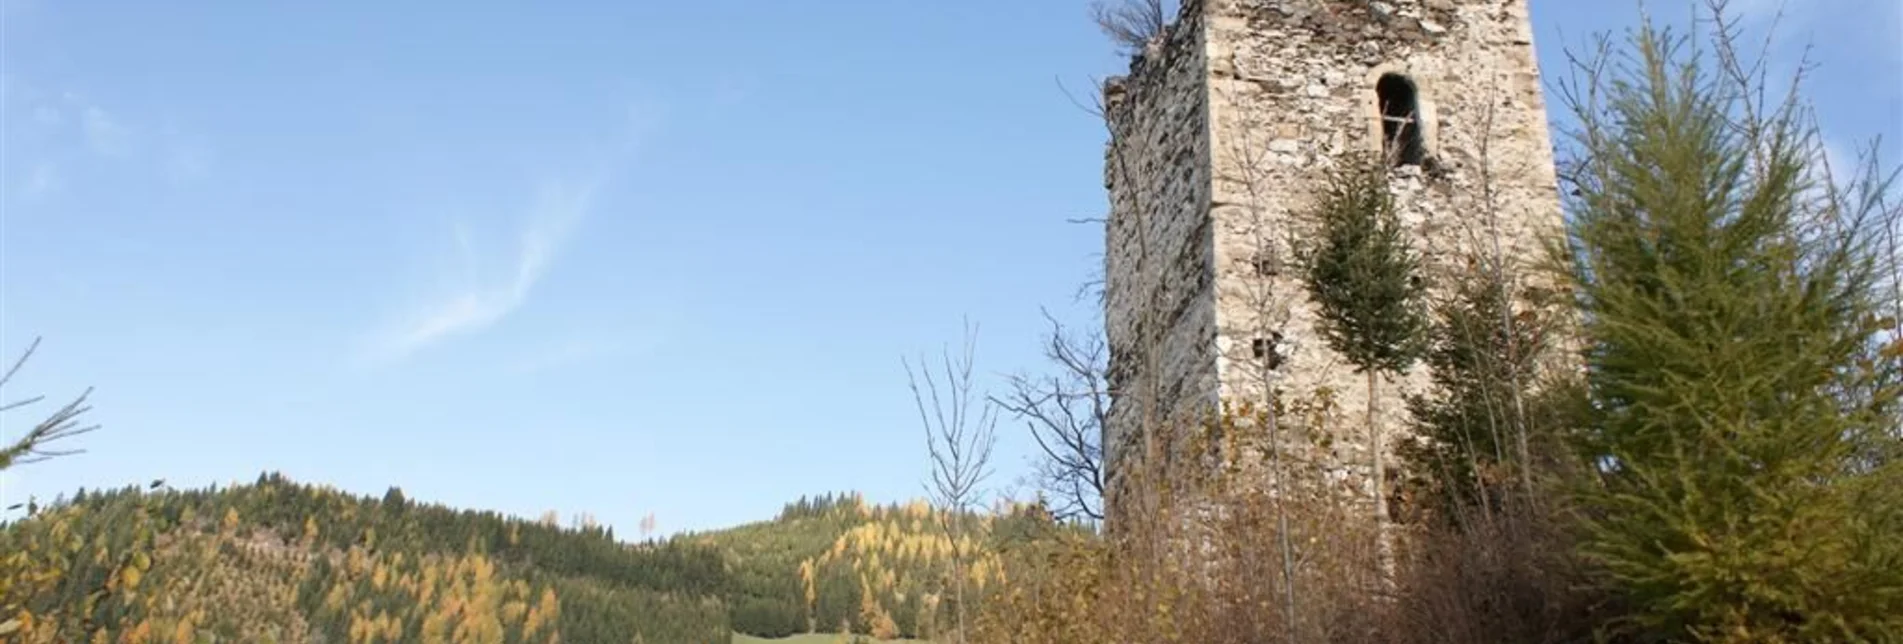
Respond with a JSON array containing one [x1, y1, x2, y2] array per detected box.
[[1100, 0, 1566, 521]]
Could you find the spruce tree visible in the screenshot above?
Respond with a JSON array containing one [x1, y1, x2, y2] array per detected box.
[[1295, 154, 1429, 570], [1556, 14, 1903, 639], [1399, 261, 1568, 523]]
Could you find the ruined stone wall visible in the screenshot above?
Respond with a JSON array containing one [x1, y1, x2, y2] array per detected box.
[[1202, 0, 1566, 496], [1102, 0, 1567, 519], [1100, 4, 1218, 510]]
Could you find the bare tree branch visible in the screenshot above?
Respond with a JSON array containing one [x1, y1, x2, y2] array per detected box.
[[0, 337, 100, 471], [992, 309, 1110, 523], [1091, 0, 1171, 55]]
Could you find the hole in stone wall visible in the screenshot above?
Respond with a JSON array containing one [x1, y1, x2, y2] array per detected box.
[[1252, 253, 1279, 277], [1251, 333, 1285, 369], [1376, 73, 1428, 167]]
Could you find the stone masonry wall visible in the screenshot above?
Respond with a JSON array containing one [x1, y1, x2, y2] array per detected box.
[[1101, 5, 1217, 513], [1103, 0, 1567, 519], [1204, 0, 1566, 500]]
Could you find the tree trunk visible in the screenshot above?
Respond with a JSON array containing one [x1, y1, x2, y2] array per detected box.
[[1262, 352, 1300, 642], [1369, 370, 1392, 586], [1269, 409, 1300, 642]]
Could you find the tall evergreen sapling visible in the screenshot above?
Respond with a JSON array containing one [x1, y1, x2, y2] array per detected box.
[[1295, 155, 1429, 570]]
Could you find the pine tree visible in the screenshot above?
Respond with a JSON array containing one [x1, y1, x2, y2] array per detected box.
[[1555, 12, 1903, 639]]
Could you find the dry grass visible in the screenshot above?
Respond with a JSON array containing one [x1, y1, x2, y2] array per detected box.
[[969, 399, 1602, 644], [973, 400, 1374, 643], [1383, 498, 1606, 644]]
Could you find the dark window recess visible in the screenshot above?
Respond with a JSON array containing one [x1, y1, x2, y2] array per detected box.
[[1376, 73, 1428, 167], [1251, 333, 1285, 369]]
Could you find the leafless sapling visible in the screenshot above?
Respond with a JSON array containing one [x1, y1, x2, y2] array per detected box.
[[905, 320, 999, 644]]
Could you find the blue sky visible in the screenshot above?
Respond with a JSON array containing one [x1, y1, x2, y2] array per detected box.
[[3, 0, 1898, 538]]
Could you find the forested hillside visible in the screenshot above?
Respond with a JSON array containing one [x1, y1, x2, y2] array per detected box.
[[694, 494, 1070, 640], [0, 474, 1051, 643]]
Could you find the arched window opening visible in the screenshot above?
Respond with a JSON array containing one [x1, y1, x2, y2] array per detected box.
[[1376, 73, 1427, 167]]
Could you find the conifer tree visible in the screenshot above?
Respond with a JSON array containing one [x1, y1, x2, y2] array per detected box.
[[1295, 154, 1428, 565], [1399, 261, 1565, 522], [1555, 9, 1903, 638]]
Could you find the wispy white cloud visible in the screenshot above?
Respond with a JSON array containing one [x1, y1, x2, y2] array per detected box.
[[361, 103, 655, 366], [370, 180, 598, 362]]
